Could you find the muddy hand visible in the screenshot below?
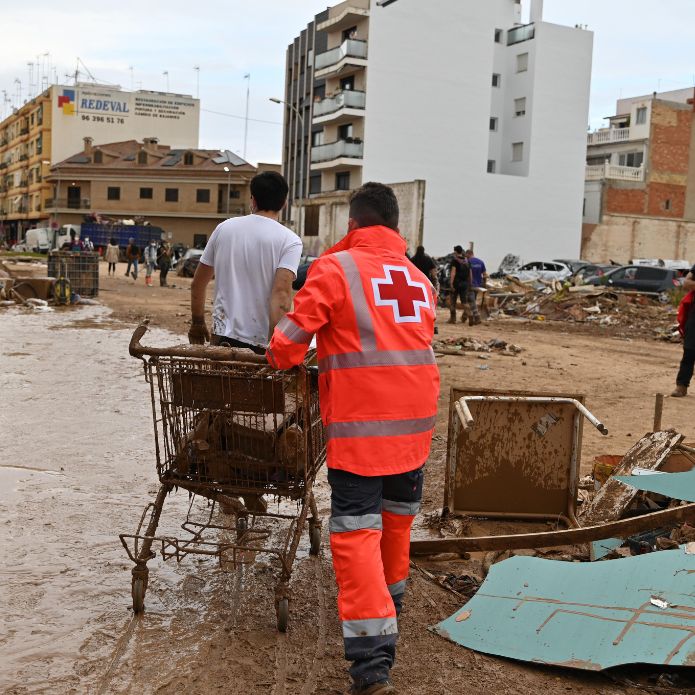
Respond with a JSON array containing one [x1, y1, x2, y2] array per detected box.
[[188, 321, 210, 345]]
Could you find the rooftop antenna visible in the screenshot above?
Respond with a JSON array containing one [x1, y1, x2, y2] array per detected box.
[[27, 62, 34, 98], [194, 66, 200, 98], [129, 66, 134, 91], [41, 52, 50, 90], [243, 73, 251, 160], [163, 70, 169, 92], [14, 78, 22, 107]]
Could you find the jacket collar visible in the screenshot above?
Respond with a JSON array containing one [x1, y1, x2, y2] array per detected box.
[[322, 225, 407, 257]]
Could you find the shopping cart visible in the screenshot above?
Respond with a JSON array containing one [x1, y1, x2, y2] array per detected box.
[[120, 324, 326, 631]]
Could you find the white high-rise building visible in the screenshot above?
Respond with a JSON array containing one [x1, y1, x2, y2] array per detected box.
[[282, 0, 593, 266]]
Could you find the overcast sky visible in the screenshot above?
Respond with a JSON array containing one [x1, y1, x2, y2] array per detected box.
[[1, 0, 693, 164]]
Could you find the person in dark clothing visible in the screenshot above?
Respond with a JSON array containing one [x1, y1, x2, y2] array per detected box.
[[673, 266, 695, 397], [158, 241, 172, 287], [411, 245, 439, 291], [448, 245, 477, 325]]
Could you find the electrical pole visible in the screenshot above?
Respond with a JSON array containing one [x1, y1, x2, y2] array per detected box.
[[243, 73, 251, 160]]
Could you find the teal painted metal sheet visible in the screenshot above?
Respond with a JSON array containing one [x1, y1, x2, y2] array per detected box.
[[432, 548, 695, 670], [615, 469, 695, 502], [590, 537, 623, 561]]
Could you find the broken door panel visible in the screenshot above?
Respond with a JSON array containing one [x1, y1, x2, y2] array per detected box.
[[616, 468, 695, 503]]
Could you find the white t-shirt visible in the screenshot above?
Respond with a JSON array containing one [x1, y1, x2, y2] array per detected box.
[[199, 214, 303, 347]]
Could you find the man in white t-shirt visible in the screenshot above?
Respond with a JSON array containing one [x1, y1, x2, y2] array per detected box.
[[188, 171, 302, 351]]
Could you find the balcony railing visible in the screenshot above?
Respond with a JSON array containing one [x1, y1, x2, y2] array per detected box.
[[45, 197, 92, 209], [586, 163, 645, 182], [313, 90, 366, 118], [311, 139, 364, 164], [315, 39, 367, 71], [587, 127, 632, 146], [19, 127, 29, 136], [507, 23, 535, 46]]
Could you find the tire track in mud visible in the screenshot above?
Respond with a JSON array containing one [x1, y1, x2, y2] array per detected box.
[[94, 613, 140, 695]]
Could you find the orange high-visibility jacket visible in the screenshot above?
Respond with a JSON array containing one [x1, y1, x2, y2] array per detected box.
[[267, 225, 440, 476]]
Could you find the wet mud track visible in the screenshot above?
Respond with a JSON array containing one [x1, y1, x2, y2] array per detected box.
[[1, 305, 651, 694]]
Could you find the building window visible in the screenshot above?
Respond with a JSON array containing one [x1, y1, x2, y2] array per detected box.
[[229, 189, 241, 199], [196, 188, 210, 203], [137, 150, 148, 165], [618, 152, 644, 168], [516, 52, 529, 73], [340, 76, 355, 91], [335, 171, 351, 191], [165, 188, 179, 202], [664, 199, 672, 211], [193, 233, 207, 248], [140, 187, 153, 199], [310, 174, 321, 195], [36, 135, 42, 155], [184, 152, 194, 165], [492, 73, 501, 88], [338, 123, 354, 141], [312, 130, 324, 147], [636, 107, 647, 125], [512, 142, 524, 162], [489, 117, 498, 132], [93, 150, 103, 164], [494, 28, 503, 43], [107, 186, 120, 201], [487, 160, 496, 174], [514, 97, 527, 117]]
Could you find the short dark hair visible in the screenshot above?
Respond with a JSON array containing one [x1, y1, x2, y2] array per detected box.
[[453, 245, 464, 254], [250, 171, 289, 212], [349, 182, 399, 230]]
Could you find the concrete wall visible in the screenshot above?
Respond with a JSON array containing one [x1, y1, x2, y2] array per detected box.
[[582, 214, 695, 263], [362, 0, 593, 268], [301, 178, 426, 256]]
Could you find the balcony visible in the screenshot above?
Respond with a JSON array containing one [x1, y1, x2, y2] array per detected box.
[[313, 90, 366, 123], [586, 163, 645, 182], [45, 197, 92, 210], [317, 5, 369, 32], [20, 127, 29, 136], [587, 127, 633, 146], [507, 23, 535, 46], [311, 139, 364, 167], [315, 39, 367, 75]]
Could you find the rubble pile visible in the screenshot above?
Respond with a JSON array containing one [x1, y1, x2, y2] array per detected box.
[[489, 281, 679, 341], [433, 336, 523, 356]]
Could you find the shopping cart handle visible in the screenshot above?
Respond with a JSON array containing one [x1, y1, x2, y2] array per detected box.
[[129, 323, 268, 364]]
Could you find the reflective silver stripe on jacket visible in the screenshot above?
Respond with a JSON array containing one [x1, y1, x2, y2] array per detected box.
[[276, 316, 313, 344], [266, 345, 278, 367], [329, 513, 383, 534], [382, 498, 421, 516], [326, 415, 436, 440], [319, 348, 435, 373], [388, 579, 407, 597], [334, 251, 377, 351], [342, 617, 399, 639]]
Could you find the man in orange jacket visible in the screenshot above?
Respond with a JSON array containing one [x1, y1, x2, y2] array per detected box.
[[267, 183, 440, 694]]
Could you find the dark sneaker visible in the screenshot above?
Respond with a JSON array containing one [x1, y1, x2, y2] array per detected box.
[[351, 681, 396, 694]]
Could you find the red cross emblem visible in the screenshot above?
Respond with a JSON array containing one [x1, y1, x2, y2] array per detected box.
[[372, 265, 431, 323]]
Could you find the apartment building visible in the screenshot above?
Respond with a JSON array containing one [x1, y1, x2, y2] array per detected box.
[[583, 88, 695, 261], [282, 0, 593, 265], [0, 83, 199, 243], [46, 138, 261, 247]]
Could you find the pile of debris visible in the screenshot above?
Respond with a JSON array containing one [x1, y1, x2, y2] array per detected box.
[[488, 281, 679, 340], [432, 336, 523, 357]]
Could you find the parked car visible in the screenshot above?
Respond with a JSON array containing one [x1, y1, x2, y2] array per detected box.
[[178, 249, 204, 277], [511, 261, 573, 283], [292, 255, 318, 290], [553, 259, 592, 274], [572, 263, 616, 282], [585, 265, 683, 294]]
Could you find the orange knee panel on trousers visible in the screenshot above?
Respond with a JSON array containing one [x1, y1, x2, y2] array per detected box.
[[380, 511, 415, 587], [330, 528, 396, 622]]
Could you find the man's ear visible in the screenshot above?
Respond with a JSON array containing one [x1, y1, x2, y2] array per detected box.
[[347, 217, 359, 231]]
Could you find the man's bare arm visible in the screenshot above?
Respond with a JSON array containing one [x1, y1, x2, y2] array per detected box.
[[269, 268, 295, 340], [189, 262, 214, 344], [684, 272, 695, 293]]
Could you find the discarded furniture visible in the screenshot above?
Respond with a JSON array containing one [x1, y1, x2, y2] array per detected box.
[[47, 251, 99, 297], [444, 388, 606, 526]]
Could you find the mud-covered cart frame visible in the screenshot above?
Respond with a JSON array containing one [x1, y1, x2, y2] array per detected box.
[[120, 324, 326, 631]]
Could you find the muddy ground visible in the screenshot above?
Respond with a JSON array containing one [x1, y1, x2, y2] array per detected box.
[[1, 259, 693, 694]]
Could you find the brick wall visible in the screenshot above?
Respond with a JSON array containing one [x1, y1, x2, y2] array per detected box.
[[605, 187, 646, 215]]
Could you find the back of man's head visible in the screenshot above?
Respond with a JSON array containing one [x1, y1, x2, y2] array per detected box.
[[250, 171, 289, 212], [453, 245, 464, 255], [348, 182, 399, 231]]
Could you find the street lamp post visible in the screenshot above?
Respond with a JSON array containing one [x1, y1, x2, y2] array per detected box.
[[223, 166, 231, 215], [270, 97, 304, 236]]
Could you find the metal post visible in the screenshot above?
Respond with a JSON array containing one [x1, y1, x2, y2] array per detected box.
[[224, 166, 231, 215], [653, 393, 664, 432], [243, 73, 250, 160]]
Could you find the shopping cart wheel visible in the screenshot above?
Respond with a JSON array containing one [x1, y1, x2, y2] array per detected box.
[[276, 598, 289, 633], [309, 526, 321, 556], [132, 578, 145, 613]]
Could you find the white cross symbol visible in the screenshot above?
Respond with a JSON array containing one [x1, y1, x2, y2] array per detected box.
[[372, 265, 431, 323]]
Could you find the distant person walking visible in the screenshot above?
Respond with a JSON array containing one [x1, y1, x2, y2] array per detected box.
[[411, 245, 439, 292], [158, 241, 172, 287], [672, 267, 695, 397], [448, 245, 478, 325], [104, 238, 120, 276], [144, 240, 158, 287], [465, 248, 487, 321], [125, 239, 140, 280]]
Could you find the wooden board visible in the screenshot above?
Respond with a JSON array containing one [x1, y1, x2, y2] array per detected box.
[[581, 430, 683, 524]]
